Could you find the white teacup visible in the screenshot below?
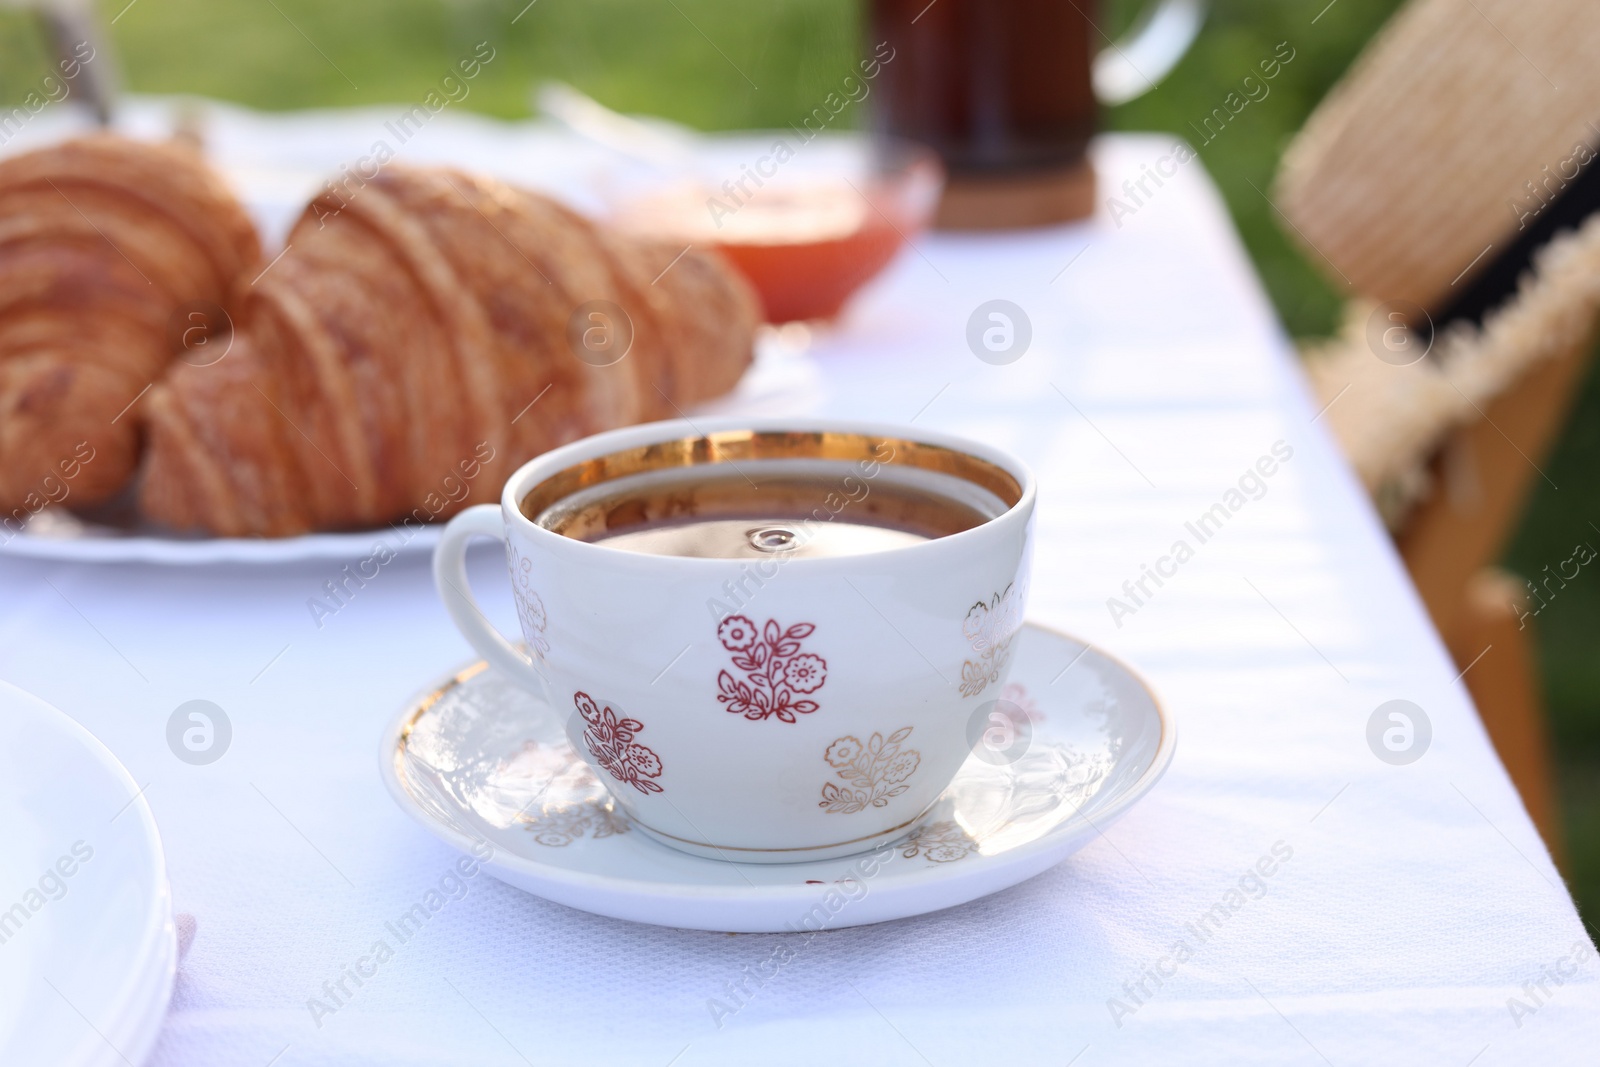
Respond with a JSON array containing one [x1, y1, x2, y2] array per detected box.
[[434, 417, 1035, 862]]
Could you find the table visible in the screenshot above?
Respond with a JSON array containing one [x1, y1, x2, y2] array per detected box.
[[3, 100, 1595, 1066]]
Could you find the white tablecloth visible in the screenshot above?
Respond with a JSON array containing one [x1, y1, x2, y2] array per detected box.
[[2, 102, 1596, 1066]]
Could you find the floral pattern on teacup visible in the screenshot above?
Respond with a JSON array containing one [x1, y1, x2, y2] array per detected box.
[[506, 541, 550, 663], [959, 583, 1023, 698], [716, 616, 827, 723], [575, 692, 664, 794], [818, 727, 920, 813]]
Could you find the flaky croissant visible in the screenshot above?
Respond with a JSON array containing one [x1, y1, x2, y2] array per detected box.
[[0, 136, 258, 522], [141, 165, 757, 536]]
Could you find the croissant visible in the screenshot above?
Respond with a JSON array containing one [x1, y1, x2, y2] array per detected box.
[[0, 136, 258, 523], [141, 165, 757, 536]]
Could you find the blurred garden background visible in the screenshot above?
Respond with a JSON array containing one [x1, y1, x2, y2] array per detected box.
[[1, 0, 1593, 919]]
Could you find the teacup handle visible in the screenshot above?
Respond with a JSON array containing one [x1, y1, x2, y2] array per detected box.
[[433, 504, 543, 690]]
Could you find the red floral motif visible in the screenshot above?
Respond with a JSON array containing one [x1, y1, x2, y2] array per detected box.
[[717, 615, 758, 651], [783, 654, 827, 693], [1000, 682, 1045, 723], [575, 692, 663, 794], [716, 616, 826, 723]]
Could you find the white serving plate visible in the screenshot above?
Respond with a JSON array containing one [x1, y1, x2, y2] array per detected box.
[[0, 508, 441, 565], [0, 682, 175, 1066]]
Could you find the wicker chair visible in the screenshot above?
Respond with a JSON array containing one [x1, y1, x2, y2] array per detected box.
[[1274, 0, 1600, 861]]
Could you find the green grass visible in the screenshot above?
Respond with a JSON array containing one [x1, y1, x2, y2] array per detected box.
[[1, 0, 1593, 922], [1503, 346, 1600, 926], [1101, 0, 1406, 338]]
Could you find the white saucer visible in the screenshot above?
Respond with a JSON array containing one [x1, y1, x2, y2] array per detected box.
[[0, 682, 175, 1066], [381, 622, 1175, 932]]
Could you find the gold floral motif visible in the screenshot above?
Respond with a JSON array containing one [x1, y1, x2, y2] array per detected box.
[[819, 728, 920, 814], [960, 583, 1023, 698], [506, 541, 550, 663], [900, 820, 978, 863], [1004, 743, 1113, 827], [519, 800, 630, 847]]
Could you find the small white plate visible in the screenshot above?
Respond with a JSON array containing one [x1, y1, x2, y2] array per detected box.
[[381, 622, 1175, 932], [0, 508, 441, 566], [0, 682, 175, 1066]]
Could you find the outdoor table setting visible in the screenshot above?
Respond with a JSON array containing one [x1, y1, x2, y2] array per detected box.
[[0, 94, 1592, 1066], [2, 0, 1599, 1062]]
